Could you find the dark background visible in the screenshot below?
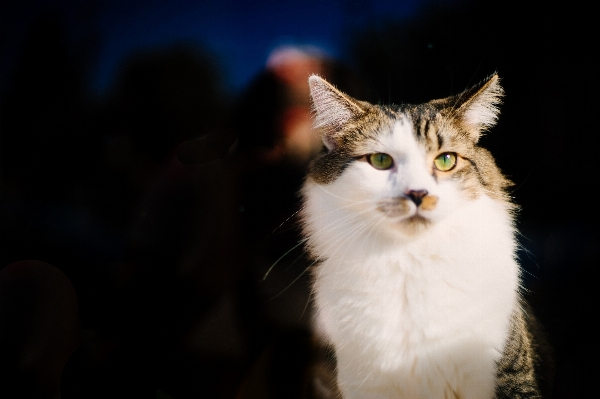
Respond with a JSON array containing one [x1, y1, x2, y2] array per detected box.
[[0, 0, 596, 398]]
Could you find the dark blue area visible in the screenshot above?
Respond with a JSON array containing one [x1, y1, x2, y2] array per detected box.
[[1, 0, 426, 96]]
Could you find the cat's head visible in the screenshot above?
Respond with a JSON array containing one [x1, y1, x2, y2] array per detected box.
[[304, 74, 513, 237]]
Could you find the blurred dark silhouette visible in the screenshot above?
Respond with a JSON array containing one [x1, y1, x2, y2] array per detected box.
[[169, 45, 371, 399], [0, 11, 87, 202], [0, 260, 80, 399], [0, 14, 368, 395], [0, 10, 238, 397], [0, 1, 597, 398]]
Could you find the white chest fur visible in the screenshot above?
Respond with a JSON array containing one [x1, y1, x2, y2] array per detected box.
[[305, 187, 519, 399]]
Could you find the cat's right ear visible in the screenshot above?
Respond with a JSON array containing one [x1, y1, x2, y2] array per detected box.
[[308, 75, 365, 151]]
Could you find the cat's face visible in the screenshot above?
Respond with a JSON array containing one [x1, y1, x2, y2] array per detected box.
[[304, 74, 512, 237], [318, 117, 473, 235]]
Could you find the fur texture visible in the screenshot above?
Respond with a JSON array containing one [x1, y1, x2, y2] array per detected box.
[[300, 74, 551, 398]]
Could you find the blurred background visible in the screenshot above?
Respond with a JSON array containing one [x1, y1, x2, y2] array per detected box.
[[0, 0, 596, 397]]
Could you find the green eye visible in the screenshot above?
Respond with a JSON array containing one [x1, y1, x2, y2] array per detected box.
[[433, 152, 457, 171], [368, 153, 394, 170]]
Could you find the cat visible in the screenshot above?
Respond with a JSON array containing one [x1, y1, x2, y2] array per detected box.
[[300, 73, 553, 398]]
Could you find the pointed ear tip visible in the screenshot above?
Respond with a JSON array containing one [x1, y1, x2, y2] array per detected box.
[[483, 73, 503, 94], [308, 74, 323, 84], [308, 75, 320, 91]]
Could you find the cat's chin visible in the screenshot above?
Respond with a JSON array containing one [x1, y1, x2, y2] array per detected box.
[[392, 214, 432, 236]]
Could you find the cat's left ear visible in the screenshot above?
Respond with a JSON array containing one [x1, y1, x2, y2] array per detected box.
[[308, 75, 367, 151], [440, 73, 504, 142]]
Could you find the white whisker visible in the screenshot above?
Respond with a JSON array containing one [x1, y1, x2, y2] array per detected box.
[[263, 238, 308, 281], [270, 208, 301, 235], [269, 263, 311, 300]]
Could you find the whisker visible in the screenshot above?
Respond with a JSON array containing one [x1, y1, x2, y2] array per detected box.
[[315, 207, 372, 236], [321, 209, 380, 261], [316, 220, 364, 261], [271, 208, 301, 235], [300, 199, 378, 224], [510, 168, 533, 194], [284, 251, 309, 273], [264, 201, 378, 282], [299, 291, 312, 320], [315, 184, 369, 204], [263, 238, 308, 281], [320, 205, 374, 237], [269, 264, 311, 300]]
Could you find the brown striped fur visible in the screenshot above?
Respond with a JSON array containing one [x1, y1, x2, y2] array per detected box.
[[495, 302, 555, 398]]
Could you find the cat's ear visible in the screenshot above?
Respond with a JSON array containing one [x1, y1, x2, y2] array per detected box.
[[308, 75, 366, 151], [441, 73, 504, 142]]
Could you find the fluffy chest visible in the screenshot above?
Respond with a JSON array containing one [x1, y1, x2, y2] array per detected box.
[[314, 241, 515, 351], [309, 196, 519, 398]]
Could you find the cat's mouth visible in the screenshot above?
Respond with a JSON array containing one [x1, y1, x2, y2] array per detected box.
[[377, 198, 411, 217], [377, 197, 437, 218], [395, 214, 432, 236], [405, 214, 429, 223], [377, 198, 435, 232]]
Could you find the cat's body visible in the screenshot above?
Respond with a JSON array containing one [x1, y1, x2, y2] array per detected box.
[[300, 74, 552, 398]]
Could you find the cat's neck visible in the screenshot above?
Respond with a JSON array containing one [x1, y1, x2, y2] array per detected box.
[[308, 191, 520, 399]]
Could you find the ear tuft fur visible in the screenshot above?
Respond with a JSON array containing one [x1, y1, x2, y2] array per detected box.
[[308, 75, 365, 150], [457, 73, 504, 134]]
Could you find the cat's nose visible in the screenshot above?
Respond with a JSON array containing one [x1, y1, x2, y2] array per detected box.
[[406, 190, 428, 206]]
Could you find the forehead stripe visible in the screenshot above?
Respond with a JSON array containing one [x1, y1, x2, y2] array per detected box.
[[436, 130, 444, 149], [422, 119, 429, 141]]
